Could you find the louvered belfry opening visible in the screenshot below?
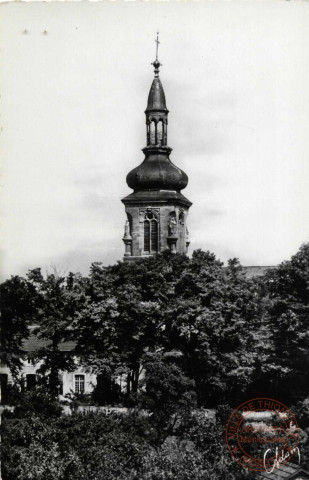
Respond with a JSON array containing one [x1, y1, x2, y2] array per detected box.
[[144, 220, 150, 251], [144, 211, 158, 253], [151, 219, 158, 250]]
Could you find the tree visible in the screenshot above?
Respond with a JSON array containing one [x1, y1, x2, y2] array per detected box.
[[26, 268, 87, 396], [74, 250, 271, 407], [74, 253, 190, 397], [0, 275, 38, 375], [141, 351, 196, 445], [162, 252, 270, 405], [262, 243, 309, 402]]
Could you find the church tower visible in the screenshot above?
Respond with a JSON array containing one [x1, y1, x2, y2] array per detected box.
[[122, 34, 192, 261]]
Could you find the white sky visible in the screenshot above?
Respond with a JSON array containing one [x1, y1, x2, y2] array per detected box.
[[1, 0, 309, 280]]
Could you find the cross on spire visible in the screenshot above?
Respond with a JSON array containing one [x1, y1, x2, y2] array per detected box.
[[155, 31, 160, 61], [152, 32, 162, 77]]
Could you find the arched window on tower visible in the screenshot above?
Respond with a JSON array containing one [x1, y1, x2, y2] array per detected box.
[[144, 211, 158, 253], [147, 123, 150, 145], [149, 122, 155, 145], [157, 121, 163, 146], [163, 120, 167, 146]]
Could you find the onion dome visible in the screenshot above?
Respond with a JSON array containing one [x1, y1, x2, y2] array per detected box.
[[126, 149, 188, 192]]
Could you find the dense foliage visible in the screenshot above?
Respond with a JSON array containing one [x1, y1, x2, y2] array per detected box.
[[73, 250, 272, 406], [262, 244, 309, 402], [2, 393, 251, 480], [1, 244, 309, 479]]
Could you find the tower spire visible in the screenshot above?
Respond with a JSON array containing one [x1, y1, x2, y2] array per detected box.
[[121, 36, 192, 261], [152, 32, 161, 77]]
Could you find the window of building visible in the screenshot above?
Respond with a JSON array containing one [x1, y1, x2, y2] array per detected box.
[[75, 374, 85, 394], [26, 374, 36, 391], [144, 212, 158, 253], [0, 374, 8, 404]]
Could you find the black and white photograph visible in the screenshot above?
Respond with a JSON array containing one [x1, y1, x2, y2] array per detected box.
[[1, 1, 309, 479]]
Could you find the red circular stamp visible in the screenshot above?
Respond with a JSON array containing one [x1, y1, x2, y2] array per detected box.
[[225, 398, 300, 473]]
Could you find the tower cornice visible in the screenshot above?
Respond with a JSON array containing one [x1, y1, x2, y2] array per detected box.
[[142, 146, 172, 155], [121, 190, 192, 208]]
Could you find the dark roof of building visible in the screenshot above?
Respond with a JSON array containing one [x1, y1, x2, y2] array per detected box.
[[258, 464, 309, 479], [22, 327, 76, 352], [243, 266, 274, 279]]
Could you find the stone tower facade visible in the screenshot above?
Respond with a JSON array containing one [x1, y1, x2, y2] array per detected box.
[[122, 40, 192, 261]]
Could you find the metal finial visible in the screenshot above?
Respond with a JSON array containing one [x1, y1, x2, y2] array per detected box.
[[152, 32, 162, 77]]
